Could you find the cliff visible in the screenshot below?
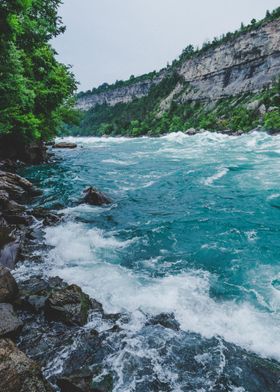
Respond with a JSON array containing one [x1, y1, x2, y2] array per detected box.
[[76, 72, 165, 110], [73, 9, 280, 136], [176, 18, 280, 103]]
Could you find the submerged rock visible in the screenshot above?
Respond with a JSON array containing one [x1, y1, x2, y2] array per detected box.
[[45, 284, 91, 326], [0, 266, 18, 303], [53, 142, 77, 149], [0, 303, 23, 338], [57, 368, 97, 392], [83, 187, 111, 206], [0, 339, 53, 392], [146, 312, 180, 331]]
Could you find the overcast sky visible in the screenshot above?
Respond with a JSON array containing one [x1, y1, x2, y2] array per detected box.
[[53, 0, 280, 91]]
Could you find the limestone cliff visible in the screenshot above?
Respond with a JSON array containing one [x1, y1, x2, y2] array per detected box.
[[77, 17, 280, 111], [76, 72, 165, 110]]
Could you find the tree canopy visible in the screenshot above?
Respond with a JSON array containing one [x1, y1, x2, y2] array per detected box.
[[0, 0, 77, 144]]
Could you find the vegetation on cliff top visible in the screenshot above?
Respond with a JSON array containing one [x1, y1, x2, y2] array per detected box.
[[0, 0, 78, 146], [67, 76, 280, 137], [69, 7, 280, 137]]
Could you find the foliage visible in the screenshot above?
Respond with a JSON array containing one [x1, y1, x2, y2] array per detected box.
[[67, 75, 280, 137], [264, 110, 280, 131], [0, 0, 77, 144]]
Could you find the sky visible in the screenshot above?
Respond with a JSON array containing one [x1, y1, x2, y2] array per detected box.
[[53, 0, 280, 92]]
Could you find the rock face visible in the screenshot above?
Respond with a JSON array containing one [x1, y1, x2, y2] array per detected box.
[[0, 266, 18, 303], [77, 18, 280, 110], [53, 142, 77, 149], [76, 73, 165, 110], [83, 187, 111, 206], [0, 303, 23, 338], [45, 284, 91, 326], [0, 170, 41, 269], [177, 19, 280, 102], [0, 339, 52, 392], [0, 137, 48, 164]]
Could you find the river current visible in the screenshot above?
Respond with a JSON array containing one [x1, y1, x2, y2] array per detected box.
[[19, 132, 280, 391]]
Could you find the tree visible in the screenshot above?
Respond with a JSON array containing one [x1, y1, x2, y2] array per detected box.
[[0, 0, 77, 148]]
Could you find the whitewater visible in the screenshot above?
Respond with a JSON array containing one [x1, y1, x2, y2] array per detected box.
[[18, 131, 280, 391]]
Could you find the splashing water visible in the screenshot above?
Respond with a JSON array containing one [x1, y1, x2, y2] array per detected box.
[[21, 131, 280, 391]]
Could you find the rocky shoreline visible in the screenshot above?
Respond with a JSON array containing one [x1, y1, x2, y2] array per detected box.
[[1, 148, 280, 392], [0, 158, 122, 391]]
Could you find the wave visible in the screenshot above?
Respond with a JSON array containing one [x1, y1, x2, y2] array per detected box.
[[203, 168, 229, 186], [43, 221, 280, 361]]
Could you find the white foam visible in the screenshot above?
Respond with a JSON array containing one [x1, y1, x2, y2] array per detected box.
[[161, 131, 188, 143], [43, 222, 280, 361], [203, 168, 229, 186], [44, 222, 133, 265]]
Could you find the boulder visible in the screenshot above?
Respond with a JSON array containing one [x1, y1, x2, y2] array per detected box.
[[32, 207, 61, 226], [258, 104, 266, 115], [45, 284, 91, 326], [0, 170, 41, 202], [246, 100, 261, 111], [185, 128, 197, 135], [17, 276, 66, 313], [0, 266, 18, 303], [53, 142, 77, 149], [0, 303, 23, 338], [0, 339, 53, 392], [57, 368, 95, 392], [146, 312, 180, 331], [0, 227, 23, 269], [83, 187, 111, 206], [57, 371, 113, 392]]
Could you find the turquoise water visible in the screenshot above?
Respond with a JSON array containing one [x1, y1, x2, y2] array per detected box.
[[22, 132, 280, 390]]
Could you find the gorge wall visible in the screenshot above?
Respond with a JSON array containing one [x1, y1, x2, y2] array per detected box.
[[77, 18, 280, 111]]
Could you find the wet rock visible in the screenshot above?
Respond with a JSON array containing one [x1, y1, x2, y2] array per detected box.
[[17, 276, 66, 313], [57, 368, 95, 392], [92, 374, 114, 392], [185, 128, 197, 135], [0, 170, 41, 202], [45, 284, 91, 326], [32, 207, 61, 226], [0, 338, 53, 392], [0, 303, 23, 338], [147, 313, 180, 331], [0, 226, 27, 269], [0, 266, 18, 303], [53, 142, 77, 149], [83, 187, 111, 206]]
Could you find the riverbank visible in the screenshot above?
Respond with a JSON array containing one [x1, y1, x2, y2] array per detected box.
[[1, 134, 280, 391]]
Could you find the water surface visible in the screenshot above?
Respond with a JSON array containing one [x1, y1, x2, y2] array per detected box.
[[21, 132, 280, 391]]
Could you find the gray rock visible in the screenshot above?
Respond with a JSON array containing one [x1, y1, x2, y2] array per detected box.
[[0, 227, 22, 269], [45, 284, 91, 326], [185, 128, 197, 135], [147, 312, 180, 331], [246, 100, 261, 111], [53, 142, 77, 149], [267, 106, 278, 112], [0, 338, 53, 392], [258, 104, 267, 115], [0, 303, 23, 338], [0, 266, 18, 303], [83, 187, 111, 206]]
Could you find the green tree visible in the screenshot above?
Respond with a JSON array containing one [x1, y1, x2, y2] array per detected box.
[[264, 110, 280, 131], [0, 0, 77, 149]]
